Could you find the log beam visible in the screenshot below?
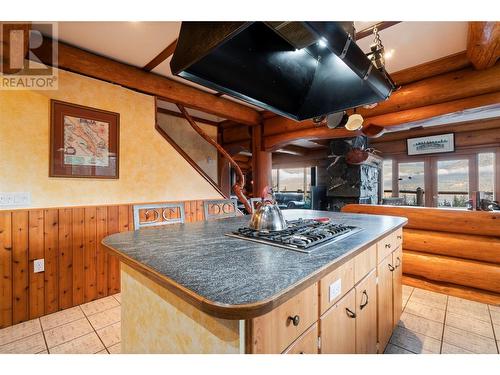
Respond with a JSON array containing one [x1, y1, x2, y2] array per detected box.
[[358, 64, 500, 118], [467, 22, 500, 70], [363, 91, 500, 128], [34, 38, 261, 125], [252, 124, 272, 195], [403, 250, 500, 294], [264, 125, 361, 151]]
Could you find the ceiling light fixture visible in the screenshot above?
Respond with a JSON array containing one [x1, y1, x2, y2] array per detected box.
[[318, 37, 327, 48]]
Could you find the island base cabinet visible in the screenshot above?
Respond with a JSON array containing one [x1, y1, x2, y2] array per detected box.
[[355, 270, 378, 354], [319, 288, 356, 354], [283, 323, 319, 354], [249, 283, 319, 354], [377, 253, 395, 352], [393, 247, 403, 327]]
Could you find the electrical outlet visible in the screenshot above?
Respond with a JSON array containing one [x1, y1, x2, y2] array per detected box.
[[34, 259, 44, 273], [329, 279, 342, 302]]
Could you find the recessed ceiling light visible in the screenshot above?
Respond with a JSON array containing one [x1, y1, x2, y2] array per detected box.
[[318, 37, 327, 48]]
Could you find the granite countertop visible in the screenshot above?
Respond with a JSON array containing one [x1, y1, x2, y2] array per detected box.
[[102, 209, 406, 318]]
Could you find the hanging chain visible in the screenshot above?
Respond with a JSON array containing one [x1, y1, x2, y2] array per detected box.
[[372, 26, 382, 49]]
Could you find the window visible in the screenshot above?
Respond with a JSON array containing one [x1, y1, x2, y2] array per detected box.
[[479, 153, 495, 200], [383, 150, 498, 209], [382, 159, 392, 198], [398, 161, 425, 206], [272, 167, 313, 209], [436, 159, 469, 208]]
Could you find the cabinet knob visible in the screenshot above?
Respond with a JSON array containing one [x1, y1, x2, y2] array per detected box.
[[360, 290, 369, 310], [397, 235, 402, 240], [385, 243, 391, 249], [388, 264, 395, 272], [345, 308, 356, 318], [395, 257, 401, 268], [288, 315, 300, 326]]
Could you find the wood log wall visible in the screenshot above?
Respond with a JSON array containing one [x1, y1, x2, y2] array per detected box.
[[0, 200, 207, 329], [341, 204, 500, 305]]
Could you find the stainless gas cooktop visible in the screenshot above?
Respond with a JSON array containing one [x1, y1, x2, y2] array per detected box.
[[226, 218, 362, 253]]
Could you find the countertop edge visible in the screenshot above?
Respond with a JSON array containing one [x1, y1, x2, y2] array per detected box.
[[102, 218, 407, 320]]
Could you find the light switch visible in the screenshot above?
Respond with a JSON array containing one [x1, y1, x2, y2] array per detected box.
[[329, 279, 342, 302], [34, 259, 44, 273]]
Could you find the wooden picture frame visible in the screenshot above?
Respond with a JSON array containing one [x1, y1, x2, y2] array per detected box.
[[50, 100, 120, 178], [406, 133, 455, 156]]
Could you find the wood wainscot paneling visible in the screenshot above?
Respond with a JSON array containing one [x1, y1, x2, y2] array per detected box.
[[342, 204, 500, 305], [0, 199, 207, 329]]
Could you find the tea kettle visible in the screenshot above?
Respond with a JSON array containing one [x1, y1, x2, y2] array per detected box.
[[248, 187, 287, 231]]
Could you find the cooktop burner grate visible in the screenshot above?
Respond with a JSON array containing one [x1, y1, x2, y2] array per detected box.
[[226, 219, 362, 253]]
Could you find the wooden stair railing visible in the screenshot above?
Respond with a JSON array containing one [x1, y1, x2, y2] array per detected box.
[[154, 123, 227, 198]]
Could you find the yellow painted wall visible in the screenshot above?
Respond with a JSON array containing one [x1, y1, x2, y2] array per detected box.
[[157, 113, 218, 183], [0, 68, 222, 208]]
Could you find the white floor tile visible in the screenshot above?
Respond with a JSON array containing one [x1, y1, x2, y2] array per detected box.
[[49, 332, 105, 354], [44, 317, 93, 348], [0, 319, 41, 346], [80, 296, 119, 316]]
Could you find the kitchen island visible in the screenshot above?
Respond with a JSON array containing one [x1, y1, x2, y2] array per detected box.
[[102, 210, 406, 354]]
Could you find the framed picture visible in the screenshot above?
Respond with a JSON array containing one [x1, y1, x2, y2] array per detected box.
[[50, 100, 119, 178], [406, 133, 455, 156]]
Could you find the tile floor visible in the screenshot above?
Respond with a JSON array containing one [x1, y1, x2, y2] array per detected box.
[[0, 287, 499, 354], [385, 286, 500, 354], [0, 294, 121, 354]]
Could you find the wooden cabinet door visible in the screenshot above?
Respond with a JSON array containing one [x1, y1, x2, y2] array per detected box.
[[392, 247, 403, 327], [355, 270, 377, 354], [377, 253, 394, 353], [283, 323, 318, 354], [319, 288, 356, 354]]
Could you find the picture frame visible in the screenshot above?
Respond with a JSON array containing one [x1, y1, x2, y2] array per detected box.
[[50, 100, 120, 178], [406, 133, 455, 156]]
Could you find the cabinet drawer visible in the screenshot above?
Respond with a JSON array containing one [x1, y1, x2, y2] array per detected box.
[[354, 245, 376, 284], [377, 232, 396, 264], [283, 323, 318, 354], [319, 258, 354, 314], [250, 283, 318, 354]]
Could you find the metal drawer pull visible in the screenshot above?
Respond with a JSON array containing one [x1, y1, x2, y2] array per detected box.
[[385, 243, 391, 249], [299, 351, 305, 354], [288, 315, 300, 326], [360, 290, 369, 310], [345, 308, 356, 318], [388, 264, 395, 272], [395, 257, 401, 268], [397, 235, 402, 240]]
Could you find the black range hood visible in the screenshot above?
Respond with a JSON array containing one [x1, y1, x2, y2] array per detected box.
[[170, 22, 395, 121]]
